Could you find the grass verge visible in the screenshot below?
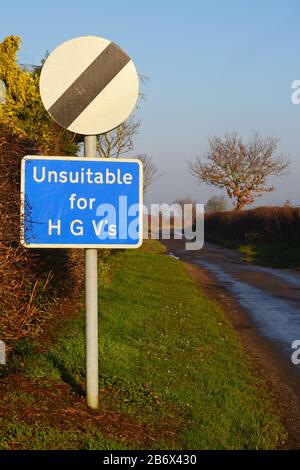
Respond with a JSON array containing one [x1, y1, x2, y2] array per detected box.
[[238, 243, 300, 269], [0, 240, 285, 449], [207, 234, 300, 269]]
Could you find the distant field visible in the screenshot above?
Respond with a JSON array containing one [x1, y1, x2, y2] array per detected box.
[[0, 240, 284, 450]]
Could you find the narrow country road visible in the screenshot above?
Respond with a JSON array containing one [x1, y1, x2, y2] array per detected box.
[[164, 239, 300, 447], [166, 240, 300, 358]]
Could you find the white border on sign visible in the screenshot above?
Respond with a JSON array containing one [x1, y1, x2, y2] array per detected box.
[[20, 155, 143, 249]]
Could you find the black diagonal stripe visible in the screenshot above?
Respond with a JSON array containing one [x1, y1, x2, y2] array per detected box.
[[48, 42, 130, 129]]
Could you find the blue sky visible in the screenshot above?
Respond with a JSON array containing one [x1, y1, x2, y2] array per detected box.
[[2, 0, 300, 206]]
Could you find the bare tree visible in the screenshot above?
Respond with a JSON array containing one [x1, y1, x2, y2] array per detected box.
[[138, 154, 161, 193], [205, 195, 228, 212], [188, 133, 290, 210], [96, 74, 149, 159], [173, 197, 197, 207], [97, 116, 140, 159], [172, 197, 200, 221], [96, 116, 160, 193], [96, 73, 160, 193]]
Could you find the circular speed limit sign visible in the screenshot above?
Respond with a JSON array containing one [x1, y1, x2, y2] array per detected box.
[[39, 36, 139, 135]]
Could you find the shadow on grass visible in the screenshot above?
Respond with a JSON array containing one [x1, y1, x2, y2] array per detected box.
[[47, 353, 85, 397]]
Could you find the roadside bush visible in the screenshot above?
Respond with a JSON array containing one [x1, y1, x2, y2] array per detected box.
[[0, 124, 83, 342], [204, 206, 300, 246]]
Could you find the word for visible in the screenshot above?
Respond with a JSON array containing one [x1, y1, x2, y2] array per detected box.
[[69, 194, 96, 210]]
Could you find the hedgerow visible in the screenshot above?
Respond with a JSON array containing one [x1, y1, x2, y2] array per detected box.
[[205, 206, 300, 246], [0, 124, 84, 342]]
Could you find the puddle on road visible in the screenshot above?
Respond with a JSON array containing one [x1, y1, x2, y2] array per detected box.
[[194, 259, 300, 357], [168, 251, 181, 260]]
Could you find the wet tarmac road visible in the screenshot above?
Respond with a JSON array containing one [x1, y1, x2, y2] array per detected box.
[[165, 240, 300, 359]]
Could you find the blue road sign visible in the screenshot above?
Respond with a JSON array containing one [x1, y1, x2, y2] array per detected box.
[[21, 156, 143, 248]]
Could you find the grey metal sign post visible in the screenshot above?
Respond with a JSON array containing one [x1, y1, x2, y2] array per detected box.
[[37, 35, 140, 409], [84, 135, 99, 408]]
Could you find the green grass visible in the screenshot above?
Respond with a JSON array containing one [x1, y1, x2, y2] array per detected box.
[[207, 233, 300, 269], [238, 243, 300, 269], [0, 420, 125, 450], [0, 240, 285, 449]]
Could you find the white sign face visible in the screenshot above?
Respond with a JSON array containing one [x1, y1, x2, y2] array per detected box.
[[39, 36, 139, 135]]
